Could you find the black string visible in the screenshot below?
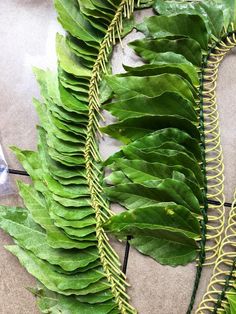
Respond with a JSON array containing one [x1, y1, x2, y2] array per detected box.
[[7, 169, 233, 207], [8, 168, 29, 176], [122, 236, 131, 274], [207, 199, 232, 208]]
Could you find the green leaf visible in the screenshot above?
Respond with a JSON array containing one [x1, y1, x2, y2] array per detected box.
[[76, 290, 114, 304], [33, 68, 88, 114], [154, 0, 224, 38], [101, 115, 200, 143], [137, 14, 209, 50], [104, 91, 198, 122], [46, 195, 94, 221], [121, 147, 204, 186], [123, 128, 202, 161], [6, 246, 108, 295], [54, 0, 102, 43], [130, 37, 202, 67], [105, 203, 200, 239], [104, 204, 199, 266], [130, 233, 197, 266], [107, 159, 203, 203], [18, 182, 96, 249], [56, 34, 92, 78], [105, 178, 200, 214], [105, 73, 198, 103], [123, 63, 199, 87], [102, 203, 199, 267], [0, 207, 99, 272], [37, 288, 117, 314], [216, 0, 236, 29], [227, 290, 236, 314]]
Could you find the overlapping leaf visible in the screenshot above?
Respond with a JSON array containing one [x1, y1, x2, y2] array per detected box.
[[100, 6, 215, 266], [0, 0, 132, 312]]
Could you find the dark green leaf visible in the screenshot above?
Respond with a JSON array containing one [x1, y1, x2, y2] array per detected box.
[[137, 14, 209, 50]]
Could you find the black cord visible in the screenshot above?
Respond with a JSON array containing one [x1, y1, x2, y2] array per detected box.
[[8, 168, 29, 176], [122, 236, 131, 274], [207, 199, 232, 208]]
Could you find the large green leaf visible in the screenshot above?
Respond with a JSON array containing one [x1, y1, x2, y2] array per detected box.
[[104, 204, 199, 265], [137, 14, 209, 50], [105, 178, 200, 214], [105, 204, 200, 239], [106, 159, 203, 203], [104, 86, 198, 122], [101, 115, 200, 143], [130, 233, 197, 266], [123, 63, 199, 87], [105, 73, 197, 103], [154, 0, 224, 38], [130, 37, 202, 67], [121, 147, 204, 186]]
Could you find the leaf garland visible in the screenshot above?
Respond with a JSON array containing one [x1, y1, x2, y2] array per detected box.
[[102, 0, 236, 313], [2, 0, 236, 313], [0, 0, 139, 313], [102, 32, 205, 264]]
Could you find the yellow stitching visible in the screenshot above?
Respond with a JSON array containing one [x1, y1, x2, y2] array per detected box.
[[196, 33, 236, 313], [84, 1, 138, 313]]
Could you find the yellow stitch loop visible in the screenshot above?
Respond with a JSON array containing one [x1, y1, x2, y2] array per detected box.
[[197, 32, 236, 314]]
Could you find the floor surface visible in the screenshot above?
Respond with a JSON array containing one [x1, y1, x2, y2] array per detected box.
[[0, 2, 235, 314]]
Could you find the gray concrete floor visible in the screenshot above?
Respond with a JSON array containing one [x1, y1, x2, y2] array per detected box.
[[0, 2, 235, 314]]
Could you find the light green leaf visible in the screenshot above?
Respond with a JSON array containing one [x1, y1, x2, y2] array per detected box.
[[227, 290, 236, 313], [54, 0, 102, 43], [0, 206, 99, 272], [18, 182, 95, 249], [37, 288, 117, 314], [56, 34, 92, 78], [6, 246, 108, 295]]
